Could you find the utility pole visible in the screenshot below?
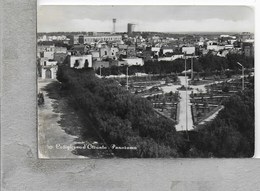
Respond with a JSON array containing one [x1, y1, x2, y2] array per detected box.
[[185, 52, 187, 89], [100, 65, 103, 77], [191, 53, 194, 80], [185, 52, 189, 141], [126, 65, 129, 90], [242, 66, 244, 91]]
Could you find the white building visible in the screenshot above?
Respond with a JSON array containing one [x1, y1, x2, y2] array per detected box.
[[55, 47, 67, 54], [217, 50, 229, 57], [206, 41, 218, 46], [151, 47, 160, 56], [229, 39, 237, 45], [244, 39, 254, 43], [72, 35, 122, 44], [207, 45, 224, 51], [158, 54, 184, 61], [39, 58, 57, 66], [161, 48, 174, 55], [197, 41, 204, 46], [122, 58, 144, 66], [224, 44, 234, 49], [182, 46, 195, 55], [90, 50, 100, 61], [37, 45, 55, 59], [69, 55, 92, 69], [43, 52, 54, 60], [219, 35, 236, 39], [39, 59, 58, 79], [41, 66, 58, 79], [220, 35, 230, 38], [42, 60, 57, 66], [110, 47, 119, 59]]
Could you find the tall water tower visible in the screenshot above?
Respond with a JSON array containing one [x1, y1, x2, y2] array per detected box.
[[127, 23, 136, 36], [112, 18, 116, 33]]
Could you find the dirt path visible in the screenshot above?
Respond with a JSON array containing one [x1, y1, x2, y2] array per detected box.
[[38, 79, 85, 159]]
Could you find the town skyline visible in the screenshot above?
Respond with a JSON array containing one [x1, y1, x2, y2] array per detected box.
[[38, 5, 254, 33]]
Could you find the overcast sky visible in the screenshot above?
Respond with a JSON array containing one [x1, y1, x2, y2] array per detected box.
[[38, 6, 254, 33]]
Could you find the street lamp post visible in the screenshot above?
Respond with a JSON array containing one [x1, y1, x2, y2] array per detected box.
[[237, 62, 244, 91], [184, 52, 187, 89]]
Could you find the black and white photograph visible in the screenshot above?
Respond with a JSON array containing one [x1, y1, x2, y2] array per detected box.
[[37, 5, 255, 159]]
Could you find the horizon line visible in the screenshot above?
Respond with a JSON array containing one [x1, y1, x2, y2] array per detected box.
[[37, 31, 254, 34]]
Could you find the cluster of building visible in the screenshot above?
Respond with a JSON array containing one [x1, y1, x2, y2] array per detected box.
[[199, 33, 254, 57], [37, 35, 70, 44], [37, 20, 254, 79]]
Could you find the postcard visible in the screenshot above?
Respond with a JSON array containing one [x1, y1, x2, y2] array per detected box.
[[37, 5, 255, 158]]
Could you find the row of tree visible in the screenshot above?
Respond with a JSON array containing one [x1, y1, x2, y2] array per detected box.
[[96, 53, 254, 77]]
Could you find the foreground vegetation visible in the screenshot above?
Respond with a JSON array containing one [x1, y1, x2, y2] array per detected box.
[[56, 65, 254, 158]]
